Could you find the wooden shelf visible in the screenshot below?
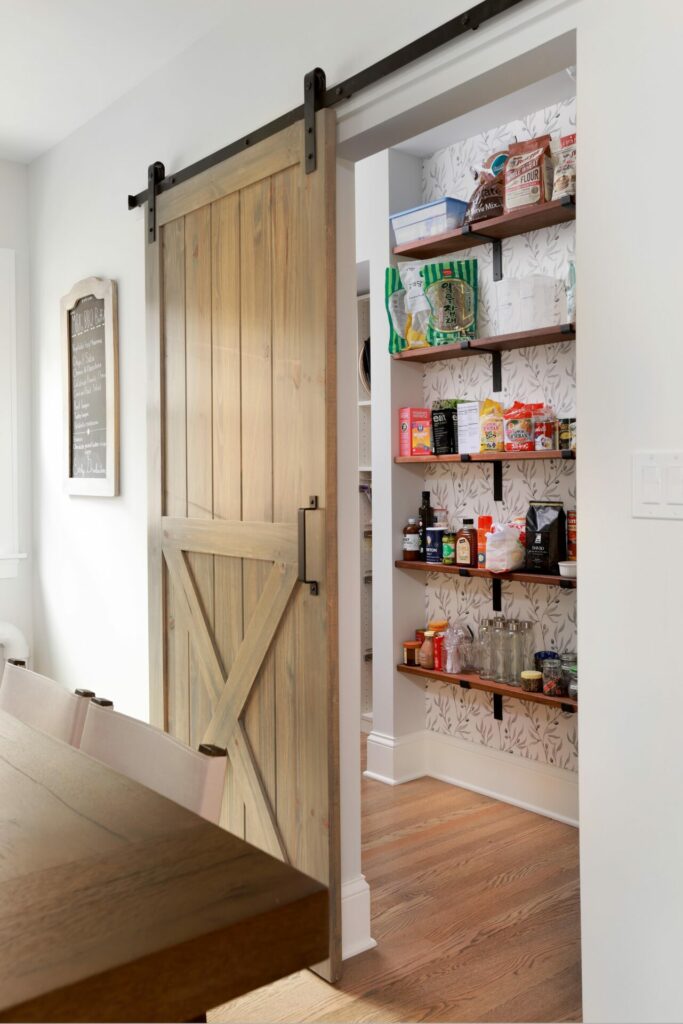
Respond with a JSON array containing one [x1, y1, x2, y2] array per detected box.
[[393, 197, 575, 260], [395, 560, 576, 588], [397, 663, 577, 712], [392, 323, 575, 364], [395, 450, 575, 465]]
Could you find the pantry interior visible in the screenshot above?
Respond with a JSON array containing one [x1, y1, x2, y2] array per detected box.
[[350, 59, 579, 893]]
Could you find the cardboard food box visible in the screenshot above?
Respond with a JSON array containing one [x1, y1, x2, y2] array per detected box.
[[455, 401, 481, 455], [399, 407, 432, 456]]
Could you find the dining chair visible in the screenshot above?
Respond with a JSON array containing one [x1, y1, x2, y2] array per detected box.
[[0, 661, 95, 746], [79, 699, 227, 824]]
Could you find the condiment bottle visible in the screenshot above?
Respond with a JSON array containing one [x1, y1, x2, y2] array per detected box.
[[418, 631, 435, 670], [477, 515, 493, 567], [418, 491, 434, 560], [455, 518, 478, 567], [402, 517, 420, 561]]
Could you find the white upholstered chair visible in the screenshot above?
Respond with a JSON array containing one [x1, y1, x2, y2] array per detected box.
[[0, 661, 94, 746], [79, 699, 227, 824]]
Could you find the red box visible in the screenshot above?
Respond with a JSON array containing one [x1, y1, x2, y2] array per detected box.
[[399, 407, 432, 457]]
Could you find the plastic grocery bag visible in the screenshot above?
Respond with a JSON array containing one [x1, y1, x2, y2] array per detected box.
[[485, 523, 525, 573]]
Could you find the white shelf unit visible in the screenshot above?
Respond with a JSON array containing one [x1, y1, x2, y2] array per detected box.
[[357, 292, 373, 728]]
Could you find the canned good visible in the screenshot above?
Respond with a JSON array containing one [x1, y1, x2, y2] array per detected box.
[[433, 635, 445, 672], [425, 525, 446, 563], [559, 418, 576, 451], [402, 641, 421, 666]]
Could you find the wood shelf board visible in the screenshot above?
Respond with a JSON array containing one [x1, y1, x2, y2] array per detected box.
[[392, 324, 575, 364], [395, 560, 576, 588], [394, 450, 575, 465], [397, 663, 577, 712], [392, 198, 575, 260]]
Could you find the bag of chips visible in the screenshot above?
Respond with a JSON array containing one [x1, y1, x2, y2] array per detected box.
[[465, 150, 509, 223], [420, 260, 478, 345], [480, 397, 504, 453], [385, 267, 428, 353], [552, 133, 576, 201]]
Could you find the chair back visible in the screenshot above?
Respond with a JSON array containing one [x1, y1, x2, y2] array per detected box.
[[0, 662, 93, 746], [79, 701, 227, 823]]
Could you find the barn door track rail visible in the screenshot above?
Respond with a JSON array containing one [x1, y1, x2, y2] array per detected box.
[[128, 0, 527, 239]]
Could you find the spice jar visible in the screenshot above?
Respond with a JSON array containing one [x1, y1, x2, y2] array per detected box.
[[442, 531, 456, 565], [542, 659, 564, 695], [418, 631, 435, 670], [455, 518, 478, 567], [520, 670, 543, 692], [402, 517, 420, 561], [402, 640, 421, 666]]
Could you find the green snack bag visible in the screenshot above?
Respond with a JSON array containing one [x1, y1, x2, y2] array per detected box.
[[385, 267, 408, 354], [420, 260, 478, 345]]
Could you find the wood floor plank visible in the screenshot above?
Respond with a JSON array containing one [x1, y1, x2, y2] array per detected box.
[[210, 736, 581, 1023]]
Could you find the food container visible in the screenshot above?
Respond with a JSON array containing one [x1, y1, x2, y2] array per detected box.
[[520, 670, 543, 692], [390, 197, 468, 246], [534, 650, 560, 673], [567, 510, 577, 560], [425, 526, 446, 564], [558, 561, 577, 578], [402, 640, 421, 666], [433, 634, 445, 671], [415, 629, 426, 645], [559, 417, 576, 451]]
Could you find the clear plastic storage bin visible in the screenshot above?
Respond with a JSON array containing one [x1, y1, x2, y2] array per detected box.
[[390, 197, 468, 246]]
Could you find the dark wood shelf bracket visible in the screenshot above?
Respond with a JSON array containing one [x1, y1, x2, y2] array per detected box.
[[493, 692, 503, 720]]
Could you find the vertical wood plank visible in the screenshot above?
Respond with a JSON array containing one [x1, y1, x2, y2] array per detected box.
[[240, 179, 277, 852], [211, 192, 245, 836], [185, 205, 216, 749], [146, 231, 165, 730], [161, 218, 188, 740]]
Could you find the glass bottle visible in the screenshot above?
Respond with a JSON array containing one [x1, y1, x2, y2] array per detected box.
[[492, 619, 507, 684], [479, 619, 493, 679], [519, 620, 536, 671], [418, 491, 434, 560], [418, 631, 435, 670], [402, 517, 420, 561], [505, 620, 523, 686]]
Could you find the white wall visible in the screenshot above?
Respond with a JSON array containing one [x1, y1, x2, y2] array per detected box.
[[0, 159, 31, 660]]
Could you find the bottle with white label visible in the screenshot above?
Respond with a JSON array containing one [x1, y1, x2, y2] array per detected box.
[[402, 517, 421, 561]]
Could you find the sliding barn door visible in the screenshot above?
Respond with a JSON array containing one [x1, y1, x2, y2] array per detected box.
[[146, 110, 340, 978]]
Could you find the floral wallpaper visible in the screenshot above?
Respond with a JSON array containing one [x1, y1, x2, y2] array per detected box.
[[413, 96, 578, 771]]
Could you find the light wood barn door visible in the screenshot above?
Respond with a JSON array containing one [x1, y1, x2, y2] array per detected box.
[[146, 111, 340, 978]]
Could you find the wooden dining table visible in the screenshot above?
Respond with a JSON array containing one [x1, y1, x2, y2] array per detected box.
[[0, 708, 328, 1023]]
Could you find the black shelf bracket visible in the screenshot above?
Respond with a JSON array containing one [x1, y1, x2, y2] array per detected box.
[[560, 579, 575, 590], [145, 161, 165, 243], [493, 460, 503, 502], [561, 449, 575, 460], [491, 577, 502, 612], [459, 680, 471, 690], [458, 568, 471, 577], [493, 692, 503, 720], [491, 350, 502, 392], [491, 238, 503, 281], [560, 702, 577, 714], [304, 67, 326, 174], [460, 453, 471, 462]]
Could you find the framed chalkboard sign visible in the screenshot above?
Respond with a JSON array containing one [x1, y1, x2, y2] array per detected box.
[[61, 277, 119, 496]]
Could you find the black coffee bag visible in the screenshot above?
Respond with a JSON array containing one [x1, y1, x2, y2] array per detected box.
[[525, 501, 566, 574]]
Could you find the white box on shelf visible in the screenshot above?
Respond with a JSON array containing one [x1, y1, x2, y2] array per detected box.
[[493, 275, 566, 335], [456, 402, 481, 455]]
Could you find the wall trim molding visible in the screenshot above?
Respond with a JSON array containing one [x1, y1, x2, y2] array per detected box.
[[341, 874, 376, 960], [365, 728, 578, 826]]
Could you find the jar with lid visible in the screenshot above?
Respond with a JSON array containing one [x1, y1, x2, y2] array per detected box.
[[560, 653, 577, 695], [566, 665, 578, 701], [519, 621, 536, 671], [492, 618, 508, 684], [402, 517, 420, 561], [442, 531, 456, 565], [418, 631, 435, 670], [402, 640, 421, 666], [455, 518, 478, 567]]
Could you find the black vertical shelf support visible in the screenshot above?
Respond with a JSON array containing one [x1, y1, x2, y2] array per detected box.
[[491, 350, 502, 392], [493, 692, 503, 720], [491, 577, 502, 612], [491, 238, 503, 281], [492, 460, 503, 502], [304, 67, 327, 174]]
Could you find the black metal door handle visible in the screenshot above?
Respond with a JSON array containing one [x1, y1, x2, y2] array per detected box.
[[298, 496, 319, 595]]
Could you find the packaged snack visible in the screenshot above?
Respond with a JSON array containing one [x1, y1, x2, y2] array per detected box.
[[399, 407, 432, 456], [420, 260, 478, 345], [479, 398, 504, 453], [465, 150, 509, 224], [533, 404, 558, 450], [455, 401, 481, 455], [385, 268, 428, 353], [485, 523, 525, 573], [567, 509, 577, 560], [503, 402, 543, 452], [397, 261, 430, 314], [432, 408, 457, 455], [504, 135, 554, 213], [525, 501, 567, 574], [552, 133, 576, 201]]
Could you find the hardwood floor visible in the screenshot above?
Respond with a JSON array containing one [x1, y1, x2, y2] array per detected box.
[[211, 737, 581, 1023]]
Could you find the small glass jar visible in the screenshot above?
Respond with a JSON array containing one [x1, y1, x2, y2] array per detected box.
[[442, 532, 456, 565], [542, 659, 564, 696], [519, 621, 536, 671], [566, 666, 578, 701], [402, 640, 421, 666], [492, 619, 507, 684], [560, 652, 577, 691], [520, 670, 543, 692], [478, 620, 493, 679], [505, 620, 523, 686], [418, 631, 435, 670]]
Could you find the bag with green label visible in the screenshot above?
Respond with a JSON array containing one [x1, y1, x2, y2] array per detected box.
[[420, 260, 478, 345], [385, 267, 428, 353]]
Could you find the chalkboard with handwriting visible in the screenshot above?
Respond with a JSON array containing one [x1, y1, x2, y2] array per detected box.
[[61, 278, 119, 496]]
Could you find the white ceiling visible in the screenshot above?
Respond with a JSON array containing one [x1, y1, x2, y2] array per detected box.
[[394, 70, 576, 157], [0, 0, 229, 163]]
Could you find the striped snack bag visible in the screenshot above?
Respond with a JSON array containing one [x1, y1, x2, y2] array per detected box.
[[420, 260, 478, 345]]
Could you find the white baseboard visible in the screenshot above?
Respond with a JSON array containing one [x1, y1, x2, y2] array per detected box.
[[364, 729, 426, 785], [341, 874, 376, 959], [365, 728, 578, 826]]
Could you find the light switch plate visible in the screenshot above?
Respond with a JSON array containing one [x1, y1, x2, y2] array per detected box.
[[633, 452, 683, 519]]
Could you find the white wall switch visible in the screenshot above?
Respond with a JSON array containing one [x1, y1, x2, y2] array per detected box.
[[633, 452, 683, 519]]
